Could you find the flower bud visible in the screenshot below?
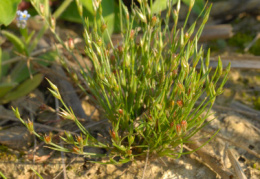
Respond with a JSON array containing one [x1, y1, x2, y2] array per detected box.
[[170, 122, 174, 128], [110, 129, 116, 139], [171, 101, 175, 107], [65, 131, 74, 143], [136, 10, 147, 23], [189, 0, 195, 11], [72, 146, 81, 154], [48, 89, 61, 100], [50, 17, 56, 31], [97, 38, 102, 46], [76, 135, 83, 146], [181, 120, 187, 132], [130, 30, 135, 39], [178, 83, 184, 91], [176, 124, 181, 135], [101, 23, 107, 33], [46, 78, 58, 92], [27, 119, 34, 134], [185, 33, 189, 40], [44, 133, 52, 144], [129, 136, 135, 145], [12, 107, 21, 119], [118, 46, 123, 56], [151, 16, 157, 26], [40, 4, 44, 15], [68, 38, 74, 50]]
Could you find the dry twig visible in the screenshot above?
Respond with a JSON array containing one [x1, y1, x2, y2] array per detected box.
[[186, 141, 234, 179]]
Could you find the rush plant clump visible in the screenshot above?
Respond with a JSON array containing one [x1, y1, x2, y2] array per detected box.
[[13, 0, 230, 164]]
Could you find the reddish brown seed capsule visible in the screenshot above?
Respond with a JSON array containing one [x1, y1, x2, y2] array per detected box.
[[172, 54, 177, 59], [170, 122, 174, 128], [178, 83, 184, 91], [44, 134, 52, 144], [110, 55, 115, 62], [127, 150, 132, 155], [72, 146, 81, 153], [110, 129, 116, 139], [39, 104, 46, 111], [76, 135, 83, 145], [117, 46, 123, 55], [68, 38, 74, 49], [188, 88, 191, 95], [118, 109, 123, 115], [177, 100, 183, 107], [151, 16, 157, 26], [176, 124, 181, 135], [181, 120, 187, 131], [130, 29, 135, 39], [172, 70, 178, 78]]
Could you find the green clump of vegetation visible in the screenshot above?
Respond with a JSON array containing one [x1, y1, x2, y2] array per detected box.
[[0, 145, 17, 161], [248, 39, 260, 56], [228, 32, 260, 55], [253, 96, 260, 110], [228, 32, 253, 52], [13, 0, 230, 164]]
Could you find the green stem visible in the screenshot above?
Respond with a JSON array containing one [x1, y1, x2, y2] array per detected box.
[[53, 0, 73, 19]]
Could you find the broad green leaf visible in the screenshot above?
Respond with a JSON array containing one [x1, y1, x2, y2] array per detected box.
[[0, 51, 10, 78], [1, 30, 28, 55], [152, 0, 178, 14], [182, 0, 205, 14], [0, 82, 17, 98], [1, 73, 43, 103], [8, 49, 55, 83], [8, 51, 57, 83], [10, 62, 31, 83], [0, 0, 21, 26], [37, 51, 58, 66], [100, 0, 115, 41], [60, 0, 115, 37], [60, 1, 87, 23], [79, 0, 93, 14]]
